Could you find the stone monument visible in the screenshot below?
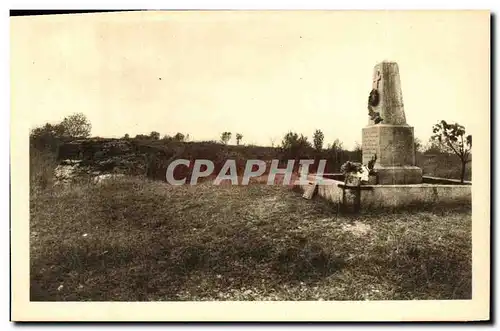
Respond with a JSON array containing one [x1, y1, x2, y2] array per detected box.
[[362, 62, 422, 185]]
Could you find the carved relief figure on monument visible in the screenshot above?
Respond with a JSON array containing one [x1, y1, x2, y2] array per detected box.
[[367, 70, 383, 124]]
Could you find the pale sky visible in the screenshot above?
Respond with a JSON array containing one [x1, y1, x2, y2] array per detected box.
[[11, 11, 489, 149]]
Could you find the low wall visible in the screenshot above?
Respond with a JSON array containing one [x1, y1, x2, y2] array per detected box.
[[351, 184, 471, 209], [299, 174, 471, 211]]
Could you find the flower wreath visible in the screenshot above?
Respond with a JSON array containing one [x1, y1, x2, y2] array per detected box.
[[367, 89, 383, 124], [368, 89, 380, 107]]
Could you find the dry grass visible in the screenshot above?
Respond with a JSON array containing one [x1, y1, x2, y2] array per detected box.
[[417, 152, 472, 181], [30, 176, 471, 301], [29, 148, 57, 195]]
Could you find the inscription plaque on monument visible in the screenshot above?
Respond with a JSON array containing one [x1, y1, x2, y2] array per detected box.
[[362, 62, 422, 185], [362, 128, 378, 162]]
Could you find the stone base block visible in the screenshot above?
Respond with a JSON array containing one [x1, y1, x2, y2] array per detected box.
[[375, 166, 422, 185], [362, 124, 416, 166]]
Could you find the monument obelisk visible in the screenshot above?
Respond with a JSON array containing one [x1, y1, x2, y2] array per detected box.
[[362, 62, 422, 185]]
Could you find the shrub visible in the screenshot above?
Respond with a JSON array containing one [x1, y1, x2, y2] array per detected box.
[[220, 132, 232, 145], [312, 129, 324, 151], [59, 113, 92, 138], [149, 131, 160, 140]]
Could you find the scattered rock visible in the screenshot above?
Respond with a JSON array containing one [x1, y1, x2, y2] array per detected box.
[[93, 174, 125, 184], [98, 250, 108, 256], [54, 164, 78, 183], [60, 159, 82, 166], [341, 221, 371, 236]]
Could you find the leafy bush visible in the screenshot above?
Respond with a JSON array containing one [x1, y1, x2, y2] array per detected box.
[[149, 131, 160, 140], [59, 113, 92, 138], [30, 113, 92, 155], [220, 132, 232, 145], [280, 131, 313, 166]]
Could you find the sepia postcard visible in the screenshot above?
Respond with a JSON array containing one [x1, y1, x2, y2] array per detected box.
[[10, 10, 490, 322]]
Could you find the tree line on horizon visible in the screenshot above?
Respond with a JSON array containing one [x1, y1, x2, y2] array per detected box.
[[30, 113, 472, 182]]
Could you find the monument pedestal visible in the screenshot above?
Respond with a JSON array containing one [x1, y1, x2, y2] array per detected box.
[[362, 124, 422, 185]]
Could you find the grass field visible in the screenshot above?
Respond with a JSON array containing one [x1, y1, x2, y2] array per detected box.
[[30, 177, 471, 301]]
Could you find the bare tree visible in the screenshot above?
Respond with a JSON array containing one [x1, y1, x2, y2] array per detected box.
[[269, 137, 277, 148], [236, 133, 243, 146], [414, 137, 423, 153], [431, 120, 472, 183]]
